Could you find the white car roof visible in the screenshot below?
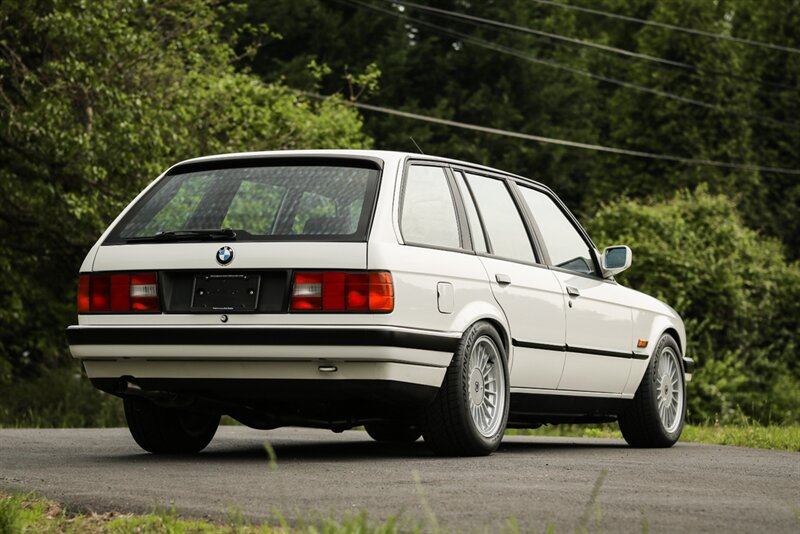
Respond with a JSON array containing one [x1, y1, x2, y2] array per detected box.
[[168, 149, 536, 185]]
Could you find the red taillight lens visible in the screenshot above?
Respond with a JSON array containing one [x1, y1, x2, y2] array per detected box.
[[77, 275, 90, 313], [322, 272, 346, 310], [77, 273, 160, 313], [110, 274, 130, 311], [90, 275, 110, 311], [346, 273, 369, 311], [291, 271, 394, 313]]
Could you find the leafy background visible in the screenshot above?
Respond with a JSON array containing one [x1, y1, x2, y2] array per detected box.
[[0, 0, 797, 426]]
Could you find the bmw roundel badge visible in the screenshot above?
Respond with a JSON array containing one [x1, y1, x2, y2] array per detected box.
[[216, 246, 234, 265]]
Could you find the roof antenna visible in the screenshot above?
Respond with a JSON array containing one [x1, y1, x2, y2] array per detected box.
[[409, 136, 425, 154]]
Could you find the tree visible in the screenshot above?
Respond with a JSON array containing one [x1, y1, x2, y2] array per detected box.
[[589, 187, 800, 424], [247, 0, 800, 257], [0, 0, 371, 389]]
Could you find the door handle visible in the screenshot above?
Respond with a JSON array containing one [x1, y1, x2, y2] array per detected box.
[[495, 273, 512, 285], [566, 286, 580, 297]]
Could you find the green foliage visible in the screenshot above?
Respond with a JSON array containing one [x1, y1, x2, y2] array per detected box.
[[0, 0, 371, 402], [0, 493, 21, 534], [2, 0, 799, 428], [0, 491, 418, 533], [680, 423, 800, 451], [589, 187, 800, 423], [248, 0, 800, 251], [508, 423, 800, 451], [0, 367, 124, 428]]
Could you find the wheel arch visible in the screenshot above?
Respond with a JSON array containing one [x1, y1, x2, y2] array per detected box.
[[624, 313, 687, 396], [479, 317, 509, 357], [451, 301, 513, 368], [662, 327, 683, 355]]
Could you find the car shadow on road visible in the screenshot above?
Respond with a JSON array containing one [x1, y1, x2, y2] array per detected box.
[[99, 439, 433, 464], [498, 439, 630, 454], [97, 435, 631, 464]]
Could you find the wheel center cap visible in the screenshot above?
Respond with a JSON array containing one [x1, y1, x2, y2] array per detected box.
[[661, 377, 672, 398], [469, 368, 484, 405]]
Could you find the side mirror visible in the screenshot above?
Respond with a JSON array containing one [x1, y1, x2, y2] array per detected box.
[[601, 245, 632, 278]]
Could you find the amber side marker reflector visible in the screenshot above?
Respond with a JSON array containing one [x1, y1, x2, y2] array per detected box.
[[637, 339, 649, 348]]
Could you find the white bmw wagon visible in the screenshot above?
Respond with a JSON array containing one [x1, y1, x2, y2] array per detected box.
[[67, 150, 693, 456]]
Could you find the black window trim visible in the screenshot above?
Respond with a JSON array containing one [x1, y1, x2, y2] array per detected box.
[[450, 169, 489, 255], [509, 180, 605, 280], [445, 161, 611, 280], [398, 159, 473, 254], [455, 167, 544, 265], [102, 155, 383, 246], [452, 169, 495, 255]]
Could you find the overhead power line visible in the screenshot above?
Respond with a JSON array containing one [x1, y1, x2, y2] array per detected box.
[[387, 0, 696, 70], [528, 0, 800, 55], [301, 92, 800, 175], [381, 0, 798, 92], [340, 0, 794, 128]]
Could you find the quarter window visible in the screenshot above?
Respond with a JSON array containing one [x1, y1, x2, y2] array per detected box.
[[465, 173, 535, 263], [519, 187, 596, 275], [400, 165, 461, 249]]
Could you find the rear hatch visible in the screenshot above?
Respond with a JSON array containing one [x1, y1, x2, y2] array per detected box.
[[90, 156, 381, 314]]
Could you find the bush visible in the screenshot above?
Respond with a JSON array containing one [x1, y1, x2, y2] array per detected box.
[[0, 367, 123, 428], [589, 187, 800, 424]]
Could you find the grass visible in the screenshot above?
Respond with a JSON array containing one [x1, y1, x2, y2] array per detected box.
[[681, 424, 800, 451], [506, 423, 800, 451], [0, 491, 419, 534], [0, 474, 607, 534]]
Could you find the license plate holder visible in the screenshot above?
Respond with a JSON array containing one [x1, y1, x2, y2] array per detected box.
[[191, 274, 261, 312]]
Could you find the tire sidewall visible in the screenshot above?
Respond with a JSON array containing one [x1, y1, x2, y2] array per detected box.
[[646, 335, 686, 442], [458, 322, 510, 450]]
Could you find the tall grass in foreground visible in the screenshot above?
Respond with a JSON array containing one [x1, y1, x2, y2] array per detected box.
[[0, 491, 413, 534], [0, 471, 625, 534]]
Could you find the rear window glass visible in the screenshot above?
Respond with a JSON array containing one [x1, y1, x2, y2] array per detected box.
[[104, 163, 380, 244]]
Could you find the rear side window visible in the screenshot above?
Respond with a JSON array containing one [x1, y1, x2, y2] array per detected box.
[[104, 164, 379, 243], [400, 165, 460, 249], [465, 173, 535, 263]]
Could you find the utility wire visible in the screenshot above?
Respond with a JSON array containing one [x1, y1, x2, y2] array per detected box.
[[302, 91, 800, 175], [387, 0, 696, 70], [382, 0, 798, 92], [527, 0, 800, 55], [340, 0, 795, 128]]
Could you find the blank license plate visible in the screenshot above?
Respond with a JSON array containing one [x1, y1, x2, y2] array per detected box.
[[191, 274, 260, 312]]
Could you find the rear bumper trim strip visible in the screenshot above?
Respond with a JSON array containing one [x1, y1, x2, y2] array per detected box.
[[66, 326, 460, 353]]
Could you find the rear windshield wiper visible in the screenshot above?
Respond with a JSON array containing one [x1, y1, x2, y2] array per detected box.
[[125, 228, 237, 243]]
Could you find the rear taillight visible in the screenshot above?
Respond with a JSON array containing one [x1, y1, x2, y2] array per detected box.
[[77, 273, 160, 313], [291, 271, 394, 313]]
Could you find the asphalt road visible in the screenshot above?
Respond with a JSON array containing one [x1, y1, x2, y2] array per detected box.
[[0, 427, 798, 533]]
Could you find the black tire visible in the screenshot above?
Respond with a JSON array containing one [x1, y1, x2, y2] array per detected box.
[[421, 321, 510, 456], [123, 397, 220, 454], [619, 334, 686, 448], [364, 422, 422, 443]]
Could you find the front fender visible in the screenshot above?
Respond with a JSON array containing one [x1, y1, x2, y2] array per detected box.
[[623, 310, 689, 396]]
